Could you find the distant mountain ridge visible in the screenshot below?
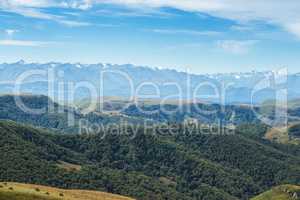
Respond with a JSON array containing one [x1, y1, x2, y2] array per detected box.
[[1, 61, 300, 103]]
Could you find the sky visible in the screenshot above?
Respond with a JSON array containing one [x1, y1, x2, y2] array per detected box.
[[0, 0, 300, 74]]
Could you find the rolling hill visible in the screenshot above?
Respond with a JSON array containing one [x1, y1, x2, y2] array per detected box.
[[0, 94, 268, 130], [0, 182, 134, 200], [265, 123, 300, 145], [1, 119, 300, 199], [1, 94, 300, 133], [1, 95, 300, 199], [0, 94, 144, 134]]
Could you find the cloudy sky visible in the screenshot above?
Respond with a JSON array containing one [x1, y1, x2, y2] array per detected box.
[[0, 0, 300, 73]]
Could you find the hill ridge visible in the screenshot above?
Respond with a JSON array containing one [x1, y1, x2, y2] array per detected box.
[[0, 182, 134, 200]]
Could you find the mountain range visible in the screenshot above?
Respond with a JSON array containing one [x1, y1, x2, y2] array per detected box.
[[1, 61, 300, 104]]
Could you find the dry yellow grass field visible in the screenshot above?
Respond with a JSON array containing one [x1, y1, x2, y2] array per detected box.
[[265, 124, 300, 145], [265, 126, 290, 144], [0, 182, 135, 200]]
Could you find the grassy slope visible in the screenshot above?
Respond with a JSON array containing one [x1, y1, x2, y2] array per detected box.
[[251, 185, 300, 200], [0, 182, 134, 200], [265, 124, 300, 145]]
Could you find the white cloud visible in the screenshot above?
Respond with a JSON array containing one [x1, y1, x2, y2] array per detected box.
[[0, 39, 52, 46], [0, 0, 64, 20], [285, 23, 300, 38], [2, 0, 300, 38], [231, 25, 254, 32], [90, 0, 300, 38], [216, 40, 258, 54], [95, 7, 174, 18], [58, 19, 92, 27], [152, 29, 220, 36], [5, 29, 19, 36], [0, 0, 91, 27], [0, 0, 53, 8]]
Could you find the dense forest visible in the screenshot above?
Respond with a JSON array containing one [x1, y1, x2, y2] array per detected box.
[[1, 119, 300, 199], [0, 95, 300, 199]]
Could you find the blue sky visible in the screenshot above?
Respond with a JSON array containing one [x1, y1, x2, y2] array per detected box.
[[0, 0, 300, 74]]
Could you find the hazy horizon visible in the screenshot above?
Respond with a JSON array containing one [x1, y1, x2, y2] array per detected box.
[[1, 59, 298, 75]]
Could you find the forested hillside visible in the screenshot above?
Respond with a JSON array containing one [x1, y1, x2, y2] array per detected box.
[[0, 95, 142, 134], [2, 94, 300, 131], [1, 120, 300, 199]]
